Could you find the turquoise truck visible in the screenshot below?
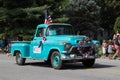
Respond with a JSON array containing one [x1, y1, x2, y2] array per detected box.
[[10, 23, 99, 69]]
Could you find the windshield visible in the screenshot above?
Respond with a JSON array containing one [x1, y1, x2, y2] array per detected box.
[[47, 25, 75, 36]]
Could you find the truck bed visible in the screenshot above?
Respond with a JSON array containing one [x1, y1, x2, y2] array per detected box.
[[10, 41, 31, 57]]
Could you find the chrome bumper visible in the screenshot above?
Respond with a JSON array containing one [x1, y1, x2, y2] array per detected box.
[[61, 46, 98, 61], [61, 54, 98, 61]]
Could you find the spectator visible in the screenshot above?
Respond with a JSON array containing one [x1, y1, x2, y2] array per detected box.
[[102, 40, 108, 58], [113, 30, 120, 41], [118, 37, 120, 45], [112, 35, 120, 59], [107, 40, 113, 59]]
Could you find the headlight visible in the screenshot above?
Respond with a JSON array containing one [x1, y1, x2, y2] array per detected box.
[[64, 43, 72, 51]]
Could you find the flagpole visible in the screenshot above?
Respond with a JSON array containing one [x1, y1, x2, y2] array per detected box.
[[44, 9, 52, 24]]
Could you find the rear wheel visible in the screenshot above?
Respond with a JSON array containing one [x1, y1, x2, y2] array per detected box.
[[51, 51, 63, 69], [16, 52, 26, 65], [82, 59, 95, 67]]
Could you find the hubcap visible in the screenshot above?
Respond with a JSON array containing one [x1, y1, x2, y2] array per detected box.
[[18, 54, 22, 63], [53, 54, 60, 67]]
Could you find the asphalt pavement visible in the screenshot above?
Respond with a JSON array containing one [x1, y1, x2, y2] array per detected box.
[[0, 53, 120, 80]]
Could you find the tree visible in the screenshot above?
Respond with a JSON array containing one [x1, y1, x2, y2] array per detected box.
[[0, 0, 69, 40], [0, 0, 41, 39], [67, 0, 101, 39], [114, 16, 120, 31], [95, 0, 120, 39]]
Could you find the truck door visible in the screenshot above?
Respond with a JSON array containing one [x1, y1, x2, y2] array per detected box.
[[30, 28, 45, 59]]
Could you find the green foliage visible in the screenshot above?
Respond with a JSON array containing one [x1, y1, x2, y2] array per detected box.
[[3, 0, 34, 9], [0, 0, 71, 40], [98, 46, 102, 57], [54, 17, 69, 23], [114, 16, 120, 31], [6, 8, 27, 18], [0, 0, 120, 40], [0, 0, 3, 7], [96, 0, 120, 30], [0, 8, 6, 20], [24, 6, 47, 14], [67, 0, 101, 32]]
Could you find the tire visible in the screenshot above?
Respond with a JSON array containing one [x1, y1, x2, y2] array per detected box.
[[16, 52, 26, 65], [51, 51, 62, 69], [82, 59, 95, 67]]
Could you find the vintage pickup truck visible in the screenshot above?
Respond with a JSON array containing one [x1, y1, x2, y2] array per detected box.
[[10, 23, 99, 69]]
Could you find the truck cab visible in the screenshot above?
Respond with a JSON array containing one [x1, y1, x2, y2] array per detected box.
[[10, 23, 99, 69]]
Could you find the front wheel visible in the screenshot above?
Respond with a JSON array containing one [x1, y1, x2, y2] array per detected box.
[[82, 59, 95, 67], [51, 51, 63, 69], [16, 52, 26, 65]]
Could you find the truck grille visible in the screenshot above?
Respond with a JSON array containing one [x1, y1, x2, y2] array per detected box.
[[80, 46, 91, 53], [68, 46, 92, 54]]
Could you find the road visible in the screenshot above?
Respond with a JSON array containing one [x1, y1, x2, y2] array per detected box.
[[0, 54, 120, 80]]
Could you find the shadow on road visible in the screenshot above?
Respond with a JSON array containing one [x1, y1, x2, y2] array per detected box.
[[24, 61, 51, 68], [23, 61, 116, 70]]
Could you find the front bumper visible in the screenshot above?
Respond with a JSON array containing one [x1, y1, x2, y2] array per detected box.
[[61, 53, 97, 61], [61, 46, 98, 61]]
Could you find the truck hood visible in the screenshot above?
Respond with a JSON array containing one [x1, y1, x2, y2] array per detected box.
[[47, 35, 85, 45], [46, 35, 99, 45]]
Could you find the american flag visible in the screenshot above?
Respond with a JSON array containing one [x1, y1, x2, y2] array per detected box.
[[44, 9, 52, 24]]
